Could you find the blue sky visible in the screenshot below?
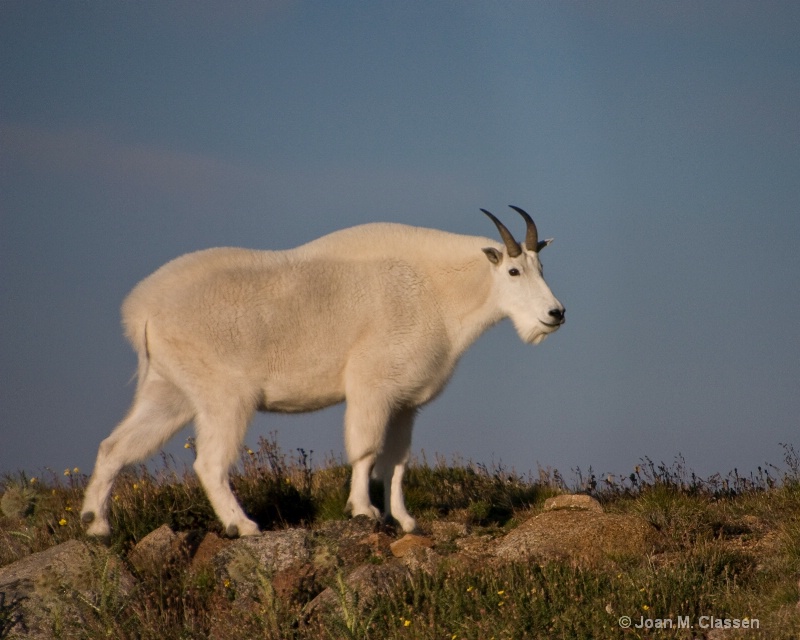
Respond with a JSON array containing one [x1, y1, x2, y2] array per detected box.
[[2, 1, 799, 483]]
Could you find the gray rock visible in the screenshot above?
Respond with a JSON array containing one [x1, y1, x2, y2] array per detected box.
[[0, 539, 134, 639], [494, 510, 661, 567], [304, 561, 409, 617], [307, 516, 389, 577], [399, 546, 441, 575], [127, 524, 188, 574], [454, 534, 495, 559], [543, 494, 603, 513], [212, 528, 312, 599]]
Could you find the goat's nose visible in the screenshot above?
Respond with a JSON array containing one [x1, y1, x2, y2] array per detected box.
[[548, 307, 565, 323]]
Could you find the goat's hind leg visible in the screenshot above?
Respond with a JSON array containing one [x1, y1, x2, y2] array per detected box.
[[192, 400, 259, 538], [81, 374, 194, 539]]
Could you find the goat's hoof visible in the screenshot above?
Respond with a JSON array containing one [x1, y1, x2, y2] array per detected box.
[[91, 533, 112, 547], [350, 505, 381, 520], [224, 520, 260, 538], [346, 500, 381, 519], [85, 518, 111, 542], [399, 517, 419, 534], [84, 521, 111, 547]]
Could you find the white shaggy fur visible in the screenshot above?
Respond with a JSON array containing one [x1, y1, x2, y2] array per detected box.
[[81, 212, 564, 538]]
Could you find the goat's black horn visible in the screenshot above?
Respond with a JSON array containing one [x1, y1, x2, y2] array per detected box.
[[481, 209, 522, 258], [509, 205, 539, 252]]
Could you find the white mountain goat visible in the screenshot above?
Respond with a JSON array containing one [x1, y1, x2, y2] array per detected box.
[[81, 206, 565, 538]]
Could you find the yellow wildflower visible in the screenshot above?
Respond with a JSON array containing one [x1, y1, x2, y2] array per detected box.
[[30, 477, 37, 484], [58, 518, 67, 526], [404, 619, 411, 627], [63, 469, 71, 477]]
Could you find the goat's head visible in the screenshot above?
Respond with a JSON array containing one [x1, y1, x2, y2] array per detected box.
[[481, 206, 565, 345]]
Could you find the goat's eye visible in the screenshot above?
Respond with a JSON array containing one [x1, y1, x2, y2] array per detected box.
[[508, 268, 520, 277]]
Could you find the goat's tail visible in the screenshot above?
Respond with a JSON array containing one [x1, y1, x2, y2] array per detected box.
[[121, 295, 151, 387]]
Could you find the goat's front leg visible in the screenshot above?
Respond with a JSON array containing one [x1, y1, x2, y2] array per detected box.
[[376, 407, 418, 533]]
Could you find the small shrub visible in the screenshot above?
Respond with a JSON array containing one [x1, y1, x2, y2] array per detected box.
[[403, 455, 553, 526], [1, 485, 36, 519]]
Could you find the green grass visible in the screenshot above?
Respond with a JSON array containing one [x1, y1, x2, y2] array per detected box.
[[2, 439, 800, 638]]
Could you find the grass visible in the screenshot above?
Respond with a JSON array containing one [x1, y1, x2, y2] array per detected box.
[[2, 438, 800, 638]]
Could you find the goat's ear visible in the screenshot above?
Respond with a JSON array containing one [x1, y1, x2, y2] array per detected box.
[[482, 247, 503, 265], [537, 238, 554, 252]]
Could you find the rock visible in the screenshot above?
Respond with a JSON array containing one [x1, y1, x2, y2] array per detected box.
[[455, 534, 495, 560], [494, 510, 660, 567], [302, 519, 416, 617], [212, 528, 311, 599], [400, 546, 441, 575], [543, 494, 603, 513], [127, 524, 188, 574], [304, 562, 409, 617], [271, 562, 319, 602], [390, 534, 434, 558], [361, 531, 394, 559], [430, 520, 470, 542], [0, 539, 134, 639], [205, 522, 401, 607], [0, 507, 670, 636], [317, 514, 383, 539], [312, 516, 387, 570], [190, 531, 232, 573], [390, 534, 438, 575], [229, 528, 311, 574]]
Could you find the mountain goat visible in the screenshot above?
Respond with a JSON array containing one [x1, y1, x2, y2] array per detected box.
[[81, 206, 565, 538]]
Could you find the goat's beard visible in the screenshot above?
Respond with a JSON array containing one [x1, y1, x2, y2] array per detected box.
[[526, 330, 550, 346], [514, 320, 557, 346]]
